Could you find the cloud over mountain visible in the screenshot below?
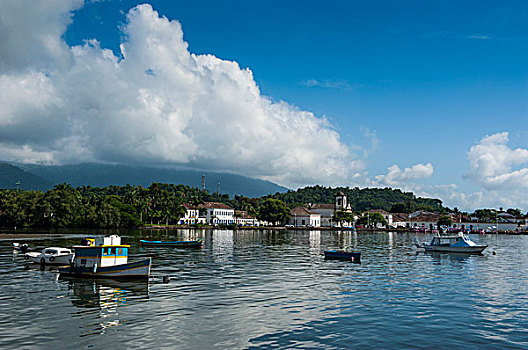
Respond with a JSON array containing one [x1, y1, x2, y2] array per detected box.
[[0, 2, 358, 188]]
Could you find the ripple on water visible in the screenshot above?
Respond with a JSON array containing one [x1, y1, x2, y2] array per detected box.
[[1, 231, 528, 349]]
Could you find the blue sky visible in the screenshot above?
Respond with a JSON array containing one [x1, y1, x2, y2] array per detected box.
[[1, 0, 527, 210]]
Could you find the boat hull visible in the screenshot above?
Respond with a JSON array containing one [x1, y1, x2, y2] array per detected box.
[[324, 251, 361, 262], [423, 245, 487, 254], [26, 252, 74, 265], [140, 239, 202, 248], [59, 258, 151, 279]]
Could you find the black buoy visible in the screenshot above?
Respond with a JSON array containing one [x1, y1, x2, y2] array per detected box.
[[163, 275, 170, 284], [493, 251, 497, 255]]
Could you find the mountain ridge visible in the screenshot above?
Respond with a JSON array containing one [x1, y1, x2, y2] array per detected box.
[[1, 162, 288, 198]]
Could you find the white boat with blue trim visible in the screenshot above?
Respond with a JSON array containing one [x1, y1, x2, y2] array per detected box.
[[59, 235, 151, 279], [414, 232, 487, 254]]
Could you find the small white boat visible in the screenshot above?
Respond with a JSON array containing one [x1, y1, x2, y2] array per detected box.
[[414, 233, 487, 254], [25, 247, 75, 265]]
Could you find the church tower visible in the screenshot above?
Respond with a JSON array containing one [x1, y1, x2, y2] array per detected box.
[[335, 191, 350, 212]]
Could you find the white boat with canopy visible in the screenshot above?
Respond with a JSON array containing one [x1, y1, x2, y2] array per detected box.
[[414, 232, 487, 254]]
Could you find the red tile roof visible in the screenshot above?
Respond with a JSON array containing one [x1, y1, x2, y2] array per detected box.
[[291, 207, 320, 216], [235, 210, 256, 219], [310, 203, 334, 210], [392, 213, 409, 222], [198, 202, 233, 210]]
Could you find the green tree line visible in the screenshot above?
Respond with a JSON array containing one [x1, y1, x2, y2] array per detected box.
[[0, 183, 190, 228], [265, 185, 447, 213], [3, 182, 523, 229]]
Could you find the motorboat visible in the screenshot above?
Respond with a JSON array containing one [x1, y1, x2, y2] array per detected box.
[[140, 239, 202, 248], [25, 247, 74, 265], [13, 242, 29, 253], [324, 250, 361, 262], [414, 233, 487, 254], [59, 235, 151, 279]]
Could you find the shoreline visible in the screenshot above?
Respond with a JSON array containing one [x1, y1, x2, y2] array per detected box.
[[2, 226, 527, 239]]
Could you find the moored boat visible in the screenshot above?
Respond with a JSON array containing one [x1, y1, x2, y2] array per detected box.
[[25, 247, 74, 265], [59, 235, 151, 279], [13, 242, 29, 253], [414, 233, 487, 254], [324, 250, 361, 262], [140, 239, 202, 248]]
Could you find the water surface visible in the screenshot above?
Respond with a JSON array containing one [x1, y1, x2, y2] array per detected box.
[[1, 230, 527, 349]]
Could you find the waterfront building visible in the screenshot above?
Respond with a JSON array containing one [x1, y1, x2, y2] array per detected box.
[[289, 207, 321, 227], [179, 203, 201, 225], [390, 213, 408, 228], [234, 210, 260, 226], [308, 192, 353, 227], [200, 202, 235, 225]]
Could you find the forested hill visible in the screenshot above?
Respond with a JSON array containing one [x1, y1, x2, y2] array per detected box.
[[0, 163, 52, 191], [266, 185, 448, 213]]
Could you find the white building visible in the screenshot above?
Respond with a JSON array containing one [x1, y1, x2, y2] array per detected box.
[[290, 207, 321, 227], [308, 192, 353, 227], [309, 204, 335, 226], [201, 202, 235, 225], [234, 210, 260, 226], [178, 203, 203, 225]]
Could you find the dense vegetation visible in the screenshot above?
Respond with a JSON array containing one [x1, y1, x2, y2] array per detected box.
[[2, 182, 524, 229], [0, 182, 278, 229], [0, 183, 188, 228], [266, 185, 447, 213]]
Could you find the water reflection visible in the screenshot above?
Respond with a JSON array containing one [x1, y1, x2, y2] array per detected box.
[[326, 230, 357, 250], [422, 251, 482, 263], [309, 230, 320, 257], [212, 230, 234, 262], [4, 230, 528, 349], [62, 277, 149, 336]]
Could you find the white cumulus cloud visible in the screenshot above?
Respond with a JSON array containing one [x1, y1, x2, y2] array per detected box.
[[468, 132, 528, 190], [0, 2, 360, 188], [374, 163, 434, 187]]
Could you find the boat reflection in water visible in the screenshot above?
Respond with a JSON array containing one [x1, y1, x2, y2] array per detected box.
[[424, 251, 482, 263], [62, 277, 149, 335]]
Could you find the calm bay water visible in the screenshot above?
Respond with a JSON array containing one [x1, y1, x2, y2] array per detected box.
[[1, 229, 528, 349]]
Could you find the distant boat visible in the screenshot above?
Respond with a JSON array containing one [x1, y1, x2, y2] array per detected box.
[[25, 247, 74, 265], [414, 233, 487, 254], [59, 235, 151, 279], [140, 239, 202, 248], [324, 250, 361, 262], [13, 242, 29, 253]]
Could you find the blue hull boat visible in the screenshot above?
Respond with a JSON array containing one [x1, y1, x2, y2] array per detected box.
[[59, 258, 151, 279], [140, 239, 202, 248], [324, 250, 361, 262]]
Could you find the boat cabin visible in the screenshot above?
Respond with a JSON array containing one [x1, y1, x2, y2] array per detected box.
[[41, 247, 73, 256], [430, 234, 477, 247], [72, 235, 130, 269]]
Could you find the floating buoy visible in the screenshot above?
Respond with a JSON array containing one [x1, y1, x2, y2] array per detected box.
[[493, 251, 497, 255], [163, 275, 170, 283]]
